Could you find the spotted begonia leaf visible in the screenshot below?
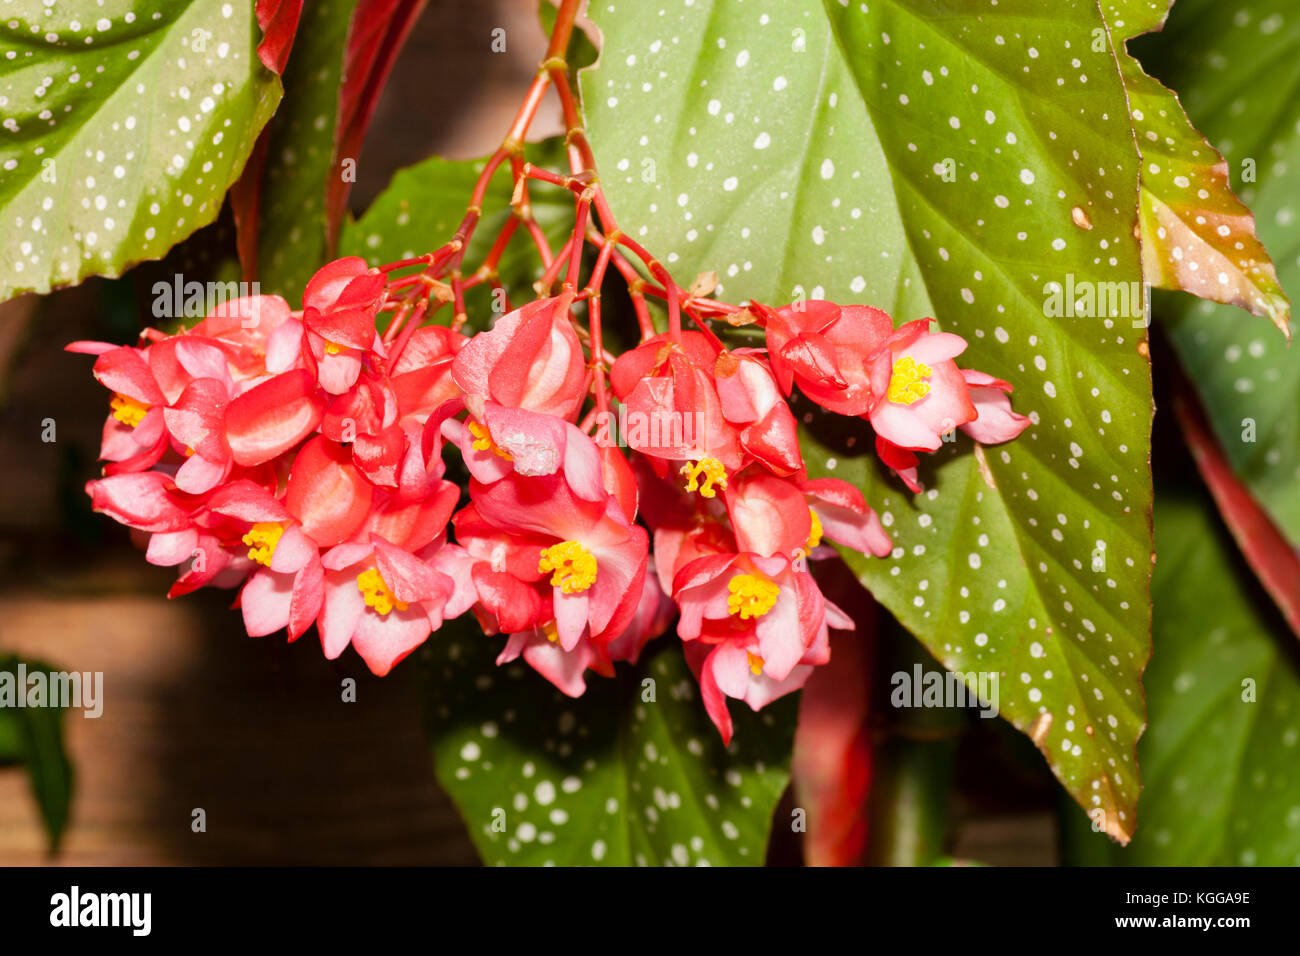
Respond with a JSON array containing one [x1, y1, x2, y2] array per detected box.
[[0, 0, 282, 301], [1102, 0, 1291, 336], [583, 0, 1153, 841], [1138, 0, 1300, 545], [417, 625, 796, 867], [1064, 494, 1300, 865]]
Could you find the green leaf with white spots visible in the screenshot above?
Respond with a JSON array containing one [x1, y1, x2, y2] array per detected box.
[[583, 0, 1153, 841], [338, 139, 575, 329], [417, 626, 797, 866], [0, 0, 282, 301], [1063, 493, 1300, 865], [1102, 0, 1291, 336], [251, 0, 358, 300], [1137, 0, 1300, 544]]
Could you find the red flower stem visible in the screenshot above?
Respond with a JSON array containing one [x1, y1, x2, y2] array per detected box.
[[521, 162, 589, 194], [603, 246, 655, 339], [582, 227, 617, 297], [510, 155, 555, 269], [469, 214, 521, 287], [588, 288, 610, 417], [522, 215, 555, 270], [540, 234, 575, 293], [564, 193, 592, 291], [387, 299, 429, 366], [378, 253, 435, 272], [451, 273, 468, 329]]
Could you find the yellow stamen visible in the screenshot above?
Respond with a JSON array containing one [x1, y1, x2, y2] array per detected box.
[[357, 567, 408, 615], [110, 393, 150, 428], [886, 355, 932, 406], [242, 522, 284, 566], [538, 540, 598, 594], [747, 651, 765, 676], [806, 508, 824, 551], [679, 457, 727, 498], [324, 341, 344, 355], [468, 420, 513, 460], [727, 574, 780, 620], [542, 620, 560, 643]]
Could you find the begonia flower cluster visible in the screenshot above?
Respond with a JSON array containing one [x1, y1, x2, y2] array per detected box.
[[71, 257, 1028, 742]]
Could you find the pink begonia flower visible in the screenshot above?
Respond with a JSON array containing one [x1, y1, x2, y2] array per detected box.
[[451, 296, 587, 421], [609, 331, 742, 500], [284, 435, 375, 548], [763, 301, 894, 417], [471, 471, 648, 645], [388, 325, 467, 423], [205, 480, 324, 640], [80, 344, 171, 474], [673, 551, 850, 743], [958, 369, 1032, 444], [713, 348, 804, 476], [187, 294, 297, 381], [722, 469, 893, 563], [444, 401, 605, 502], [801, 477, 893, 559], [465, 469, 648, 695], [299, 257, 389, 395], [865, 319, 976, 452], [319, 535, 456, 676]]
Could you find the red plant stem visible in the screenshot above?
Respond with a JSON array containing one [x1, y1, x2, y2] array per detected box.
[[522, 162, 588, 194], [665, 277, 682, 344], [583, 228, 617, 297], [564, 194, 591, 291], [510, 155, 555, 268], [602, 244, 655, 339], [387, 299, 429, 366], [540, 235, 575, 293], [588, 290, 610, 416]]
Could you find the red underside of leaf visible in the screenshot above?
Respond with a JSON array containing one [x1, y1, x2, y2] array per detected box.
[[792, 579, 875, 867], [1171, 356, 1300, 640], [255, 0, 306, 75]]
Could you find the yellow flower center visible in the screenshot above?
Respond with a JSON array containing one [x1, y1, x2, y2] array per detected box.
[[242, 522, 284, 566], [324, 341, 344, 355], [680, 457, 727, 498], [747, 651, 765, 676], [806, 508, 824, 551], [468, 420, 513, 460], [727, 574, 779, 620], [886, 355, 932, 406], [110, 393, 150, 428], [538, 540, 598, 594], [357, 567, 408, 615]]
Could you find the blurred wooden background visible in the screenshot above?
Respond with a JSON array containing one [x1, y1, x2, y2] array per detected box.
[[0, 0, 1054, 866]]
